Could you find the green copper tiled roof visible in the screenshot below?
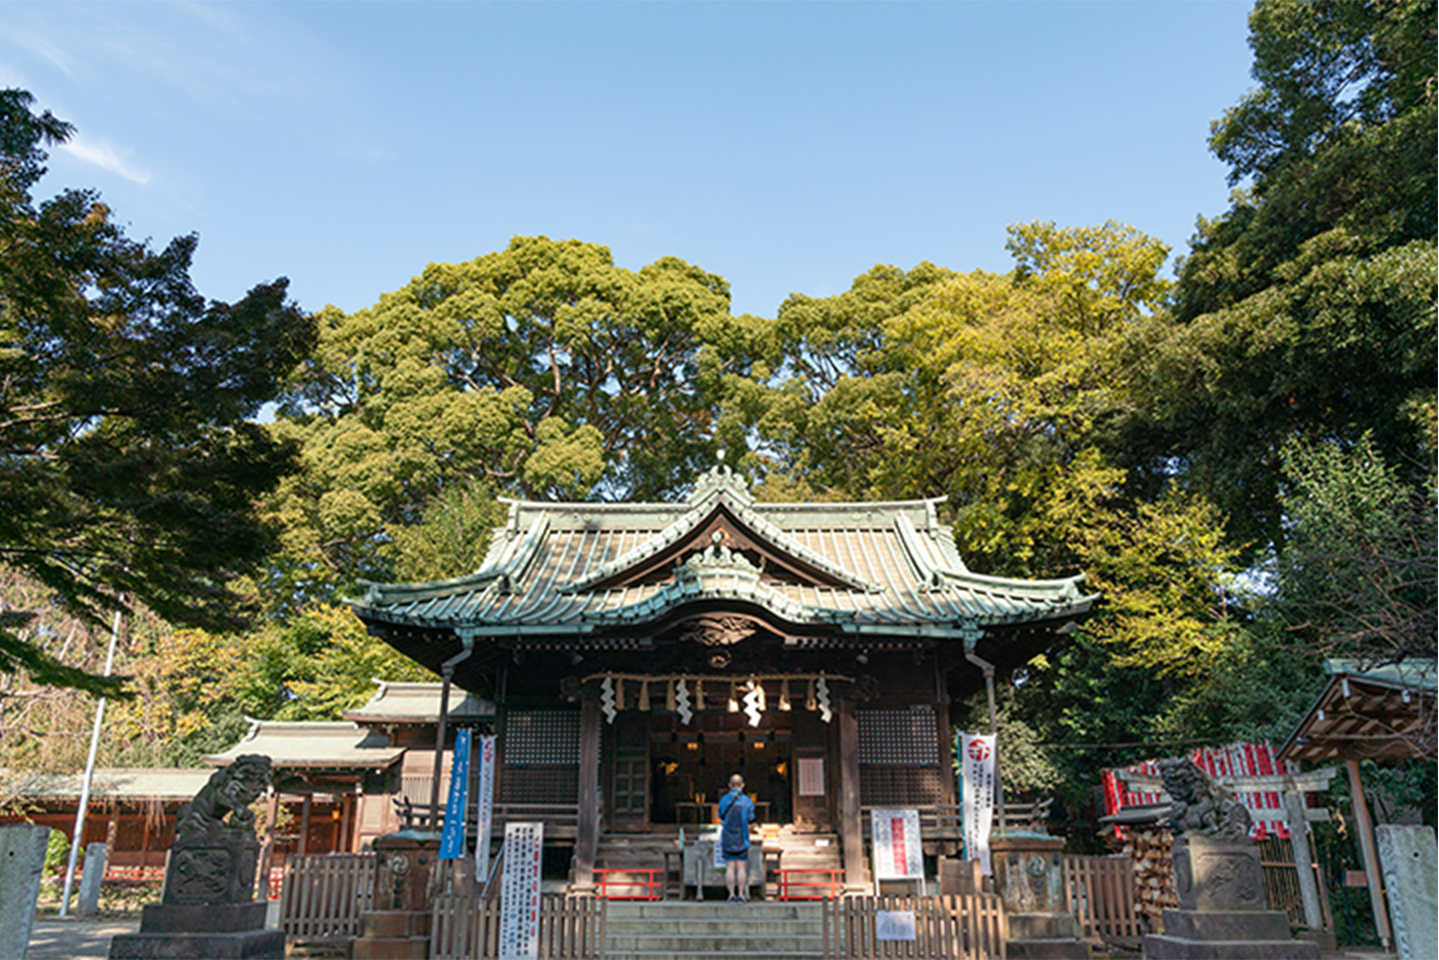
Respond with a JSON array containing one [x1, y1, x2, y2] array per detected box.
[[352, 465, 1096, 640]]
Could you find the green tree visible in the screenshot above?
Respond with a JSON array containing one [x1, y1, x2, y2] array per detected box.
[[1127, 0, 1437, 550], [268, 236, 766, 604], [1273, 436, 1437, 665], [0, 90, 316, 694]]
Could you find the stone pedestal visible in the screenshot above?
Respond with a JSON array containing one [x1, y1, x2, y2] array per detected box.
[[1142, 837, 1319, 960], [109, 902, 285, 959], [990, 834, 1088, 960], [163, 830, 259, 906], [349, 831, 443, 960]]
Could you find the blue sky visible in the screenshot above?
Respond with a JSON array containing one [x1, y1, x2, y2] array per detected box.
[[2, 1, 1256, 319]]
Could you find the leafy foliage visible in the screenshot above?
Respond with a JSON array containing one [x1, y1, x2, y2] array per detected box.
[[267, 237, 768, 604], [1273, 436, 1437, 665], [0, 89, 316, 695], [1127, 0, 1437, 550]]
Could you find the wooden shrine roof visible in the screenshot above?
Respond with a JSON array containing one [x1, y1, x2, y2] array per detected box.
[[342, 680, 496, 725], [1280, 659, 1436, 763], [0, 767, 212, 801], [350, 464, 1096, 643], [205, 719, 405, 770]]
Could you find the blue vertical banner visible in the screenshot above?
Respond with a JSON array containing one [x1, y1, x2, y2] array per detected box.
[[439, 728, 472, 859]]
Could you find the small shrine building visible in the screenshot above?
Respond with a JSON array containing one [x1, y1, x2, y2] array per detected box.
[[350, 464, 1096, 889]]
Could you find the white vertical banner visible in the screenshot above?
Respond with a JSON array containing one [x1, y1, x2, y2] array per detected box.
[[870, 808, 923, 880], [499, 821, 544, 960], [474, 735, 497, 880], [960, 733, 996, 876]]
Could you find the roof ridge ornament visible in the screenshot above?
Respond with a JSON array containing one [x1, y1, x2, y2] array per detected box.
[[688, 456, 754, 508], [675, 531, 763, 581]]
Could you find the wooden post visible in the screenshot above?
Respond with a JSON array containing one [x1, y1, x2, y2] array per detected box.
[[1282, 784, 1324, 932], [837, 695, 864, 891], [430, 662, 456, 829], [574, 691, 602, 893], [256, 789, 279, 899], [298, 794, 312, 858], [339, 792, 353, 854], [1345, 759, 1391, 949]]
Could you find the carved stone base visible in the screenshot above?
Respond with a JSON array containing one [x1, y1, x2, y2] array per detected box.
[[107, 930, 285, 959], [1142, 909, 1320, 960], [108, 901, 282, 959], [1172, 835, 1266, 912], [162, 831, 260, 906]]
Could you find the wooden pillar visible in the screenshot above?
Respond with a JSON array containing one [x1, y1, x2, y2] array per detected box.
[[298, 794, 312, 857], [1345, 759, 1391, 949], [256, 789, 280, 899], [837, 695, 865, 891], [1283, 785, 1324, 932], [574, 692, 602, 893], [339, 792, 353, 854]]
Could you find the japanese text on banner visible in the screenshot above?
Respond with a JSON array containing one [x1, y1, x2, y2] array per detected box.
[[960, 733, 996, 876]]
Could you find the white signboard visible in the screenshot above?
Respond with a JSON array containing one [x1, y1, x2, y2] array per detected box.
[[876, 910, 918, 941], [499, 821, 544, 960], [474, 735, 497, 880], [870, 808, 923, 880], [960, 733, 996, 876]]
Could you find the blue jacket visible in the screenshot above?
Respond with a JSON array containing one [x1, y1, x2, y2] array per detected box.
[[718, 789, 755, 853]]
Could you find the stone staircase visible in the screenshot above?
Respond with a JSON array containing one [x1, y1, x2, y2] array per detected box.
[[604, 901, 826, 960]]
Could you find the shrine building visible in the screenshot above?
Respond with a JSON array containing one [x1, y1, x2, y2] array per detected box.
[[350, 464, 1096, 890]]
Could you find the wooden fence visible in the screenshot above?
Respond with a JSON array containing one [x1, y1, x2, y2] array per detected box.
[[278, 853, 376, 943], [430, 894, 605, 960], [1062, 855, 1145, 947], [823, 895, 1006, 960]]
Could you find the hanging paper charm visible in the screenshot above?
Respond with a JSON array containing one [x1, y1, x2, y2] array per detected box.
[[816, 674, 833, 723], [600, 676, 617, 724], [675, 678, 693, 726], [743, 680, 763, 727]]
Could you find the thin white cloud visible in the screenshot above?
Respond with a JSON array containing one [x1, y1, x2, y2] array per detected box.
[[59, 134, 151, 185]]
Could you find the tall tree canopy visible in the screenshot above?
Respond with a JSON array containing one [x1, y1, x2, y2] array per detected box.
[[267, 237, 767, 605], [0, 90, 315, 694], [1125, 0, 1437, 549]]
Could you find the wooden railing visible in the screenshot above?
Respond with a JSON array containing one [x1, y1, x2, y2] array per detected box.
[[431, 894, 605, 959], [491, 803, 580, 838], [823, 894, 1005, 960], [1062, 854, 1145, 946], [594, 867, 663, 900], [278, 853, 376, 943], [859, 800, 1052, 840], [776, 867, 846, 900], [395, 799, 580, 838]]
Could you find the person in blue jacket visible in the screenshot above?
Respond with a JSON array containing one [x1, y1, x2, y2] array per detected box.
[[718, 773, 756, 902]]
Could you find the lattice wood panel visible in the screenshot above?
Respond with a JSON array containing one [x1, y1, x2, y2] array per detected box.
[[859, 766, 946, 807], [500, 767, 579, 805], [857, 706, 940, 765], [505, 710, 581, 764]]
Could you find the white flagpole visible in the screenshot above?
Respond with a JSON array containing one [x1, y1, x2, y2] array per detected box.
[[60, 599, 125, 917]]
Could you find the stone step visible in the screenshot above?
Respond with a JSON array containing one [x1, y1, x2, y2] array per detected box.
[[608, 933, 825, 952], [349, 935, 430, 960], [607, 912, 826, 926], [607, 902, 821, 920], [604, 901, 826, 960], [607, 954, 824, 960]]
